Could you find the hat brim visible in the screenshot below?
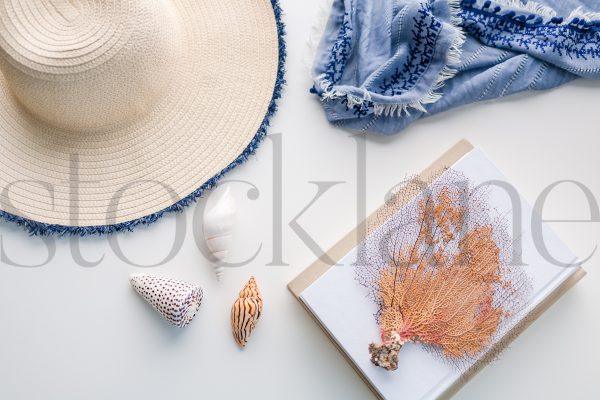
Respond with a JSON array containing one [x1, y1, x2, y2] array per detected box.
[[0, 0, 285, 235]]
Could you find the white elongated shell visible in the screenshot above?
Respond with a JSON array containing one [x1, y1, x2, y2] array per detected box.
[[231, 276, 263, 347], [130, 273, 203, 328], [203, 187, 236, 280]]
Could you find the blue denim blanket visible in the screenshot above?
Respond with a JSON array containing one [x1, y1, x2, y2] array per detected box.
[[311, 0, 600, 134]]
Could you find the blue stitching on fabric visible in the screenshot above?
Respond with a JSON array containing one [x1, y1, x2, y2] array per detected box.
[[323, 12, 354, 87], [0, 0, 287, 237], [379, 4, 443, 96], [329, 2, 445, 118], [461, 0, 600, 61]]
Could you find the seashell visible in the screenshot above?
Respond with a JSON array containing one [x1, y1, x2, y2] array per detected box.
[[203, 187, 236, 281], [231, 276, 263, 347], [130, 273, 203, 328]]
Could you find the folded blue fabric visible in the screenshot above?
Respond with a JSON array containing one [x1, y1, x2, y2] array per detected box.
[[311, 0, 600, 134]]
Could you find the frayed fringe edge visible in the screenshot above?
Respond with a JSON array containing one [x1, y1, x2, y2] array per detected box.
[[375, 28, 466, 117], [490, 0, 557, 19], [567, 6, 600, 23], [315, 0, 466, 118], [448, 0, 465, 26], [0, 0, 287, 237]]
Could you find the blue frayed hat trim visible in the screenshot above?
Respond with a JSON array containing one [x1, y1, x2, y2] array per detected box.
[[0, 0, 287, 237]]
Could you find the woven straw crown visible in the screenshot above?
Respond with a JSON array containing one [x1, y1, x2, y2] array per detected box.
[[1, 0, 183, 132], [0, 0, 283, 234]]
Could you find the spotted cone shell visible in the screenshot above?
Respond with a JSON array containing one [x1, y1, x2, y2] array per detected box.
[[231, 276, 263, 347], [130, 273, 203, 328]]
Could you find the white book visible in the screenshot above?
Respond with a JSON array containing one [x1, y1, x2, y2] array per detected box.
[[289, 140, 585, 400]]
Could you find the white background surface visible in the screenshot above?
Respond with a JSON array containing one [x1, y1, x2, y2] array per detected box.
[[0, 1, 599, 399]]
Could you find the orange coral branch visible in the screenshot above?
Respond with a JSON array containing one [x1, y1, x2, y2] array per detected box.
[[357, 171, 530, 371]]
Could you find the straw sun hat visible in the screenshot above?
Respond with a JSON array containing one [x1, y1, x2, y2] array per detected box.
[[0, 0, 285, 235]]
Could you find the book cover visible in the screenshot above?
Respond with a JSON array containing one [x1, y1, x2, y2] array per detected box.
[[289, 140, 585, 400]]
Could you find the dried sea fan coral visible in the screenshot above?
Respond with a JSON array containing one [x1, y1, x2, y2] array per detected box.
[[356, 170, 530, 371]]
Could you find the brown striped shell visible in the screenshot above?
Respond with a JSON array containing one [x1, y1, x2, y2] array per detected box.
[[231, 276, 263, 347]]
